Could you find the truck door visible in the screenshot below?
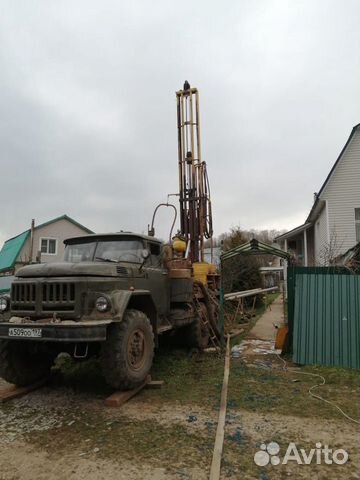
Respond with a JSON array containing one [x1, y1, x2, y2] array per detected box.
[[144, 242, 170, 320]]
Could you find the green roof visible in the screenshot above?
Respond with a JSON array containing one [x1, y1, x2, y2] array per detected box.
[[0, 230, 30, 272]]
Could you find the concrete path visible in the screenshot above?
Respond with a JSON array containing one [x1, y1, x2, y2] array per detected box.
[[248, 295, 285, 341]]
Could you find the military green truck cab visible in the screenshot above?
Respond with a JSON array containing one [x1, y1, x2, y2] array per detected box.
[[0, 233, 213, 389]]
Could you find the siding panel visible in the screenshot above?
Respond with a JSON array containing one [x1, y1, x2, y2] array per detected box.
[[314, 205, 328, 264], [321, 129, 360, 256]]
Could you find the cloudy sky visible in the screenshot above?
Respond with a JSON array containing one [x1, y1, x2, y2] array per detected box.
[[0, 0, 359, 246]]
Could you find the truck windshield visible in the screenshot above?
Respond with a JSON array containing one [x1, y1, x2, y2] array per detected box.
[[64, 239, 144, 263]]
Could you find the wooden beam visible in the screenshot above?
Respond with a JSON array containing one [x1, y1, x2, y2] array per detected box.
[[209, 334, 231, 480], [229, 328, 244, 339], [145, 380, 164, 389], [104, 375, 151, 408], [0, 377, 49, 403]]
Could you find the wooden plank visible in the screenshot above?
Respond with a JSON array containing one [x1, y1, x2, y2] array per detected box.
[[145, 380, 164, 389], [209, 334, 231, 480], [229, 328, 244, 339], [104, 375, 151, 407], [0, 377, 49, 403], [203, 347, 220, 354]]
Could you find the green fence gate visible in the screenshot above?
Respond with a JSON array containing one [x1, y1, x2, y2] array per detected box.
[[287, 267, 360, 369]]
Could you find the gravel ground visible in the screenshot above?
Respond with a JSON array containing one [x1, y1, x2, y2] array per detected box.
[[1, 374, 359, 480]]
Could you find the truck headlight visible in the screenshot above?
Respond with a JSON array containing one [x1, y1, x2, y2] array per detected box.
[[95, 296, 110, 312], [0, 296, 8, 312]]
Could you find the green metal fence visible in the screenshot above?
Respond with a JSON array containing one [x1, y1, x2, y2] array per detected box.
[[288, 267, 360, 369]]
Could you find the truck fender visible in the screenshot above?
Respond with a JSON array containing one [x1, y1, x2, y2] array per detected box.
[[109, 290, 158, 344], [110, 290, 133, 321]]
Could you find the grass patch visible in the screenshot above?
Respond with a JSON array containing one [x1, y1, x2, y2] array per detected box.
[[142, 348, 224, 408], [54, 345, 360, 422], [228, 360, 360, 420], [53, 355, 112, 396]]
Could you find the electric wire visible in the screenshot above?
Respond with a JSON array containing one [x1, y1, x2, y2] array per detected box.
[[276, 353, 360, 425]]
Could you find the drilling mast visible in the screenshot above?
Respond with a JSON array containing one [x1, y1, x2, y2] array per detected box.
[[176, 81, 213, 263]]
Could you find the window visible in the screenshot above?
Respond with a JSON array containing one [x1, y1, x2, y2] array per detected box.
[[149, 242, 161, 266], [63, 239, 144, 263], [64, 242, 96, 263], [355, 208, 360, 242], [149, 243, 161, 256], [40, 238, 57, 255], [95, 240, 143, 263]]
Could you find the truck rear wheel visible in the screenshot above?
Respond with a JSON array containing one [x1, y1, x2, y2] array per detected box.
[[0, 340, 53, 386], [100, 309, 154, 390], [183, 303, 210, 350]]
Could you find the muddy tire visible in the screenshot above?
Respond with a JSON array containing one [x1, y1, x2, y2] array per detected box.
[[100, 309, 154, 390], [183, 303, 209, 350], [0, 340, 53, 386]]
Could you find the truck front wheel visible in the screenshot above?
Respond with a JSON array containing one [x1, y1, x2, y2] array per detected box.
[[100, 309, 154, 390], [0, 340, 54, 386]]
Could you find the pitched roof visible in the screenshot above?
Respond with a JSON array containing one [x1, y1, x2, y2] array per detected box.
[[34, 214, 93, 234], [0, 230, 30, 272], [307, 123, 360, 222], [275, 223, 311, 241], [277, 122, 360, 239], [0, 215, 93, 272]]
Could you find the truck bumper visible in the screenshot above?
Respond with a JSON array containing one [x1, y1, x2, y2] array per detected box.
[[0, 319, 112, 343]]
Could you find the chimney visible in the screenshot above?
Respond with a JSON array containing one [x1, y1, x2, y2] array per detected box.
[[29, 219, 35, 263]]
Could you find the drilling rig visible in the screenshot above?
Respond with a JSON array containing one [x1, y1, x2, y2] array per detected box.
[[149, 81, 217, 282], [149, 80, 221, 346], [176, 81, 213, 264]]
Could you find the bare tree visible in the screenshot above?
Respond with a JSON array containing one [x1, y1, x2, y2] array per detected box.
[[318, 229, 344, 266]]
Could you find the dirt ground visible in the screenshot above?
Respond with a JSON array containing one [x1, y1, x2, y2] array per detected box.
[[0, 348, 359, 480], [0, 295, 359, 480]]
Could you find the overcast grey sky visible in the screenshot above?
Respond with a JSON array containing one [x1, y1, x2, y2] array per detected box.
[[0, 0, 359, 245]]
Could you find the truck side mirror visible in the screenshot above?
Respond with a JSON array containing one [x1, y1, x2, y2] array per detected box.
[[142, 249, 150, 259], [139, 249, 150, 272]]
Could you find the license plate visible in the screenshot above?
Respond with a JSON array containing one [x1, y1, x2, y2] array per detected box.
[[8, 327, 42, 338]]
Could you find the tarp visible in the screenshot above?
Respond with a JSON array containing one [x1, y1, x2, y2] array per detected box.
[[0, 230, 30, 272]]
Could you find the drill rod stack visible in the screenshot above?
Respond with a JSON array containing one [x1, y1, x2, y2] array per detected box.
[[176, 81, 213, 263]]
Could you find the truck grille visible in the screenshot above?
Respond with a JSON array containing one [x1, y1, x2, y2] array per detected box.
[[12, 282, 76, 313], [11, 284, 36, 310]]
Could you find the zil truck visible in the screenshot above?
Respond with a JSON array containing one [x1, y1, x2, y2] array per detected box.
[[0, 82, 221, 390]]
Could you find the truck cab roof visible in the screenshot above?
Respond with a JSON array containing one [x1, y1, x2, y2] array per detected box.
[[64, 232, 163, 245]]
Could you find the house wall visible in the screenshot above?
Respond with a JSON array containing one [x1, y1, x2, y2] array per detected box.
[[314, 204, 329, 265], [17, 219, 90, 265], [321, 128, 360, 257], [306, 227, 315, 266]]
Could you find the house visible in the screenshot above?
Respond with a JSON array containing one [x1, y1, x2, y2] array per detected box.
[[276, 123, 360, 266], [0, 215, 93, 278]]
